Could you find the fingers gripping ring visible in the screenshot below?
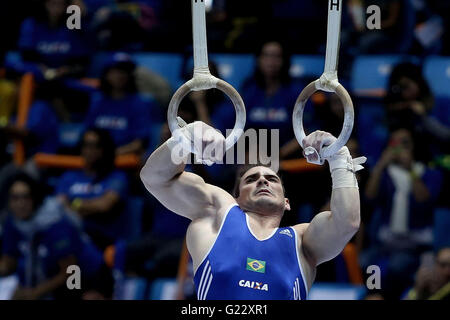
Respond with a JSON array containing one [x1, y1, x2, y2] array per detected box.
[[292, 80, 354, 160], [168, 74, 246, 155]]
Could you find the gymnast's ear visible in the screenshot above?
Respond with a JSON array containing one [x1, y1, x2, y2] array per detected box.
[[284, 198, 291, 211]]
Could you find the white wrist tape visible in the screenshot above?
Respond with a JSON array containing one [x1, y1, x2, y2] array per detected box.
[[166, 135, 190, 165], [166, 121, 214, 166], [326, 146, 367, 189]]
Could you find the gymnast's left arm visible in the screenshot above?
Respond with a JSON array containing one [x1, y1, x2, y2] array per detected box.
[[299, 131, 365, 267]]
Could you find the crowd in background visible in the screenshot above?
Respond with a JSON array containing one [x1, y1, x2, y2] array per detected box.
[[0, 0, 449, 300]]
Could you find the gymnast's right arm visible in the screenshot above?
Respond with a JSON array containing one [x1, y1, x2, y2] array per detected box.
[[140, 121, 234, 221]]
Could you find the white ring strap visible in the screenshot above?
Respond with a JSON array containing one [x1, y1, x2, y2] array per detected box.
[[192, 0, 209, 73], [167, 0, 246, 156], [293, 0, 354, 160]]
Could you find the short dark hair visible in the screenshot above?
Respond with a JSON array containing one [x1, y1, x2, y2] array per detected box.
[[232, 163, 285, 198]]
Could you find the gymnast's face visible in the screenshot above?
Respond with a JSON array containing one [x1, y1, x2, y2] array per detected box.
[[237, 166, 290, 214]]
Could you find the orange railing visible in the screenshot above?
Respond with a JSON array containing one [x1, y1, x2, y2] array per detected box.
[[33, 153, 141, 170], [342, 243, 364, 284], [280, 158, 322, 173], [14, 73, 35, 166]]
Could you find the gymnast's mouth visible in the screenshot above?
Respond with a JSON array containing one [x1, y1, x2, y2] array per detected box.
[[256, 189, 272, 196]]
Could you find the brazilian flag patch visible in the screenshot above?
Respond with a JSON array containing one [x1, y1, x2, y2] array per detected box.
[[246, 258, 266, 273]]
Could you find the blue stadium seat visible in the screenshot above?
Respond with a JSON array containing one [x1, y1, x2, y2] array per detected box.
[[121, 196, 143, 241], [132, 53, 184, 90], [289, 55, 324, 80], [209, 53, 255, 90], [350, 55, 420, 97], [4, 51, 21, 65], [184, 54, 255, 91], [424, 56, 450, 98], [434, 207, 450, 251], [113, 276, 149, 300], [148, 278, 178, 300], [308, 283, 367, 300], [58, 123, 85, 149], [432, 96, 450, 127]]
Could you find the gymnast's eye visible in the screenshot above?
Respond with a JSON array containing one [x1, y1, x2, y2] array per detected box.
[[245, 177, 256, 183]]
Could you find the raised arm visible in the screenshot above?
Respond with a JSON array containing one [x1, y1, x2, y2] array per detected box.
[[140, 121, 235, 221], [299, 131, 364, 266]]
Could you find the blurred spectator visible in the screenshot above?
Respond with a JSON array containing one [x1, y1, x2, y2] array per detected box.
[[0, 172, 112, 299], [204, 0, 228, 52], [91, 0, 164, 51], [362, 128, 443, 299], [10, 0, 93, 122], [0, 99, 60, 157], [429, 0, 450, 55], [56, 128, 129, 249], [17, 0, 91, 81], [0, 95, 61, 205], [345, 0, 413, 54], [84, 53, 162, 156], [103, 124, 190, 281], [385, 63, 450, 159], [239, 39, 309, 160], [410, 0, 444, 55], [134, 65, 172, 109], [407, 246, 450, 300]]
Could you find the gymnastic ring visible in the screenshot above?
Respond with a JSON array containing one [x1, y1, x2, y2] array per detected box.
[[292, 80, 354, 159], [168, 74, 246, 154]]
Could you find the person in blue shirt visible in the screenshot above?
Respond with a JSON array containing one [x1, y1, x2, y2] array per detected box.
[[56, 128, 129, 250], [84, 53, 162, 156], [17, 0, 90, 81], [237, 39, 314, 160], [386, 62, 450, 158], [0, 172, 112, 299], [363, 127, 443, 299]]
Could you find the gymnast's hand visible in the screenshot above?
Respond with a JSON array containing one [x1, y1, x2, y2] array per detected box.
[[175, 120, 226, 165], [302, 130, 337, 164]]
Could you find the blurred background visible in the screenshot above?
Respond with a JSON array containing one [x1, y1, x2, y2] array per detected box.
[[0, 0, 449, 300]]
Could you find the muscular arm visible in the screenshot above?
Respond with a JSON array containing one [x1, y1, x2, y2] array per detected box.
[[299, 131, 361, 267], [301, 186, 360, 266], [140, 122, 235, 221]]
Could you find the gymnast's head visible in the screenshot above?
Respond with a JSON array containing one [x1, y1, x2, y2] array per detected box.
[[233, 164, 290, 216]]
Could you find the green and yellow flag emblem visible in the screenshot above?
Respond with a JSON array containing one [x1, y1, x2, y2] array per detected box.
[[246, 258, 266, 273]]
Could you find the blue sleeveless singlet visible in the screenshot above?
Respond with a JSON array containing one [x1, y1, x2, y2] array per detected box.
[[193, 204, 308, 300]]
